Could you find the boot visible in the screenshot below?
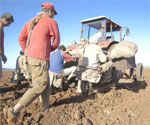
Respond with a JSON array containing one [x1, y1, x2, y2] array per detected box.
[[3, 107, 17, 125]]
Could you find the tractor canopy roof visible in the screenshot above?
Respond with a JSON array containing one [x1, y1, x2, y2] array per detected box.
[[80, 16, 122, 32]]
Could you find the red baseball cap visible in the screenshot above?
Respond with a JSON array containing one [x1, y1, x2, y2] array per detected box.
[[41, 2, 57, 15]]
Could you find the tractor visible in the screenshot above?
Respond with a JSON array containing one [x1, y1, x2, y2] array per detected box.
[[66, 16, 143, 83], [79, 16, 143, 82]]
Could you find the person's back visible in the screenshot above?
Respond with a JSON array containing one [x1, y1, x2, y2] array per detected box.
[[82, 43, 107, 68], [19, 14, 60, 60], [50, 49, 64, 74]]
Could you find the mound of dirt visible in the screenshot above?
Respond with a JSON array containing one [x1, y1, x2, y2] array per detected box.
[[0, 68, 150, 125]]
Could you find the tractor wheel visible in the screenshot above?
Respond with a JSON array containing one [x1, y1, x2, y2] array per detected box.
[[136, 63, 143, 81]]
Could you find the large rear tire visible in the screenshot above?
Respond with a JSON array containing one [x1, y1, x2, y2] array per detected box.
[[136, 63, 143, 81]]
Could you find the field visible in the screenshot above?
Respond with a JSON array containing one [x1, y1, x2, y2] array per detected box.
[[0, 68, 150, 125]]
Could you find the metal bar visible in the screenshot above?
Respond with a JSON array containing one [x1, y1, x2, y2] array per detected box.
[[120, 27, 122, 42], [104, 22, 106, 41], [80, 24, 84, 39], [88, 26, 91, 39], [110, 22, 113, 40]]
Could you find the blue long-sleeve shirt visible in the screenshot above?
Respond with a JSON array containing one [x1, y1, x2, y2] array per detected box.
[[49, 49, 64, 74]]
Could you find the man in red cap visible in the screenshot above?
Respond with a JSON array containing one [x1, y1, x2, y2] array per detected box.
[[3, 2, 60, 124], [0, 12, 14, 78]]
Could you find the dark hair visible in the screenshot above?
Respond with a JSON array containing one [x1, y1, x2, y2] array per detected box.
[[58, 45, 66, 51], [1, 12, 14, 23]]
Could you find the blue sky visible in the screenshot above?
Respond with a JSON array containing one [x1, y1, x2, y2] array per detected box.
[[0, 0, 150, 68]]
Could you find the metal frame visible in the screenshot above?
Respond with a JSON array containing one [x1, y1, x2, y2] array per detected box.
[[80, 16, 122, 42]]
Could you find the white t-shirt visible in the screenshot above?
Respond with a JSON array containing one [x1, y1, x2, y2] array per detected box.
[[89, 31, 102, 43]]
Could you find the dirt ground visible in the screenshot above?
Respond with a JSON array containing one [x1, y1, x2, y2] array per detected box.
[[0, 68, 150, 125]]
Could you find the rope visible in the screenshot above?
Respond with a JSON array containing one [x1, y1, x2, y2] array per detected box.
[[25, 13, 49, 55], [23, 13, 50, 79]]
